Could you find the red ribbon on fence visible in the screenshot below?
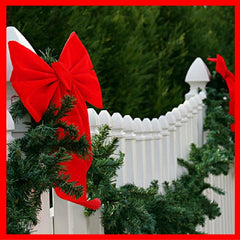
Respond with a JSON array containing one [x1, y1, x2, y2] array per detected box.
[[207, 54, 235, 132], [8, 32, 102, 210]]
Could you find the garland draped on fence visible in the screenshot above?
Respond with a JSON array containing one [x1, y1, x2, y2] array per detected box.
[[7, 68, 234, 234]]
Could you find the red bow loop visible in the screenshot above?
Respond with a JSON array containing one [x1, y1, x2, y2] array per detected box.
[[58, 32, 103, 108]]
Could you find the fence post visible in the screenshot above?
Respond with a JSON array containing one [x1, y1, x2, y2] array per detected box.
[[185, 57, 210, 100]]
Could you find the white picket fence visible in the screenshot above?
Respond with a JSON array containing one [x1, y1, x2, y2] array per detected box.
[[6, 26, 234, 234]]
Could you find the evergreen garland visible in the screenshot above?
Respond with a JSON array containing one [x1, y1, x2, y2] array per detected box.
[[7, 95, 89, 234], [85, 72, 234, 234], [7, 46, 234, 234]]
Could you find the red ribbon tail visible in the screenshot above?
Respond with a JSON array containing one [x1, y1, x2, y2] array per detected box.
[[54, 186, 101, 210], [207, 57, 217, 63], [78, 198, 101, 210]]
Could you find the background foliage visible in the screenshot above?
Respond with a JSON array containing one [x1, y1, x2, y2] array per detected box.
[[7, 6, 234, 118]]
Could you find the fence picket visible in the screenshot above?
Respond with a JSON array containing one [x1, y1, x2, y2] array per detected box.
[[142, 118, 153, 187], [195, 94, 204, 147], [189, 97, 199, 145], [122, 115, 136, 185], [166, 112, 177, 180], [134, 118, 146, 187], [184, 100, 194, 149], [111, 112, 125, 187], [88, 108, 100, 137], [52, 192, 70, 234], [32, 191, 53, 234], [151, 118, 162, 186], [178, 104, 189, 160], [159, 116, 170, 184]]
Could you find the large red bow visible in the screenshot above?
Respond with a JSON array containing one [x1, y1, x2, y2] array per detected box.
[[8, 32, 103, 210], [207, 54, 235, 132]]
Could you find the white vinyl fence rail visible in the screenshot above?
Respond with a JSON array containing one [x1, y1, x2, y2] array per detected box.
[[6, 26, 234, 234]]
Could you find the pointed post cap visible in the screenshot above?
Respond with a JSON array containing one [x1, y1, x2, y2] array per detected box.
[[7, 26, 35, 82], [185, 57, 211, 100]]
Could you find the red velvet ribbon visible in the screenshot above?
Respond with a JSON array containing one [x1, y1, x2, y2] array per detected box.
[[8, 32, 103, 210], [207, 54, 235, 132]]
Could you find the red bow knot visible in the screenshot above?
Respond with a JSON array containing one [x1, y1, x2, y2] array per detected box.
[[8, 32, 103, 210], [51, 61, 73, 92]]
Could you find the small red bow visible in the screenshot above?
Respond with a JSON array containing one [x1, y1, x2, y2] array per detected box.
[[207, 54, 235, 132], [8, 32, 103, 210]]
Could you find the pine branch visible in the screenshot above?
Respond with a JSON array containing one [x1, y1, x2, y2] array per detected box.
[[9, 98, 29, 122], [53, 95, 77, 122], [55, 174, 83, 200], [39, 47, 57, 65]]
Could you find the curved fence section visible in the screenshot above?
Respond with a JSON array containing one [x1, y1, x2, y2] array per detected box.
[[88, 91, 206, 189]]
